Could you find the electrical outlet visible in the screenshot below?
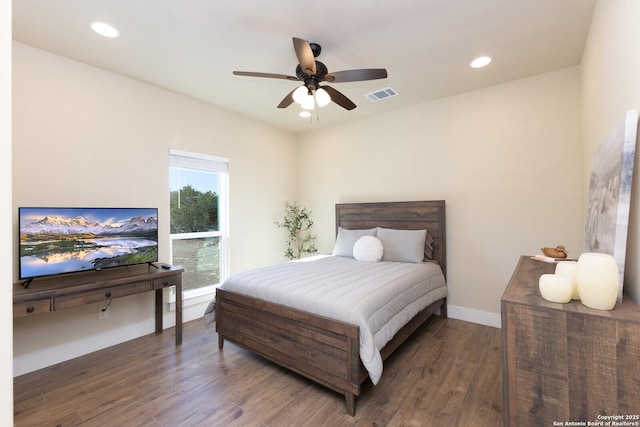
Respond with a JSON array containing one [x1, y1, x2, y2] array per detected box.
[[98, 306, 109, 320]]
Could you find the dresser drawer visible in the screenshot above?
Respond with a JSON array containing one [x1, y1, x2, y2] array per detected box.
[[13, 299, 51, 318], [54, 281, 153, 310]]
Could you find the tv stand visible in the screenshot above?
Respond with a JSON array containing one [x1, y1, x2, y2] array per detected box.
[[13, 264, 185, 345]]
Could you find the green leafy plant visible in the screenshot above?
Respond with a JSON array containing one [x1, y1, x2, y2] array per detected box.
[[169, 184, 218, 233], [275, 201, 318, 260]]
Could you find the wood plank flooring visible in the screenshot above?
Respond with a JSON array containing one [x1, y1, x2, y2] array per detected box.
[[14, 316, 503, 426]]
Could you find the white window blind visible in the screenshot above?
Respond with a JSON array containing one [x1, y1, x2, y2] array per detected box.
[[169, 149, 228, 173]]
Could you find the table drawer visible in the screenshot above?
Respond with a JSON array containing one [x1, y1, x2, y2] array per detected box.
[[54, 281, 153, 310], [14, 299, 51, 318], [153, 274, 181, 290]]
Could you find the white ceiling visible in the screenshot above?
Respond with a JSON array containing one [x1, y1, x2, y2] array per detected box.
[[12, 0, 596, 134]]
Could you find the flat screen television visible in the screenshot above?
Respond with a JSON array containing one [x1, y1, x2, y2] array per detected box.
[[19, 207, 159, 281]]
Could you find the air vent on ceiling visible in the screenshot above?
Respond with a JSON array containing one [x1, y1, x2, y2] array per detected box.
[[365, 87, 398, 102]]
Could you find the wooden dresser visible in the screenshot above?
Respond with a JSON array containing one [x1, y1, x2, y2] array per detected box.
[[501, 256, 640, 426]]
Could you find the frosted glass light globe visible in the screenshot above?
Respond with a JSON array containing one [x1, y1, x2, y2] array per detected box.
[[301, 95, 315, 110], [315, 88, 331, 107], [292, 86, 309, 104]]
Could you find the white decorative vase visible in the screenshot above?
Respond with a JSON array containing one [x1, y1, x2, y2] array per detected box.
[[576, 253, 619, 310], [555, 261, 580, 300], [539, 274, 573, 303]]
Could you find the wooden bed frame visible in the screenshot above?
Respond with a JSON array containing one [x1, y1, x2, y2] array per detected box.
[[215, 200, 447, 416]]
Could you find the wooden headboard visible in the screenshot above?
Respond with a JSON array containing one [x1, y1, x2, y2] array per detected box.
[[335, 200, 447, 277]]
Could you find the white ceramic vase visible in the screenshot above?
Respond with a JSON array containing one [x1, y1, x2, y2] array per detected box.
[[539, 274, 573, 303], [555, 261, 580, 300], [576, 253, 619, 310]]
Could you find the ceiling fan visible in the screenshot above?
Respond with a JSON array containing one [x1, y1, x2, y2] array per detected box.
[[233, 37, 388, 111]]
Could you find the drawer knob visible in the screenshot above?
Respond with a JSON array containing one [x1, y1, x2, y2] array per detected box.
[[163, 280, 169, 287], [26, 306, 35, 313], [105, 291, 112, 298]]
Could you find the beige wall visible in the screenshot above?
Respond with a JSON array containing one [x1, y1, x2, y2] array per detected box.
[[1, 0, 12, 424], [11, 0, 640, 381], [12, 43, 298, 375], [581, 0, 640, 304], [298, 67, 584, 324]]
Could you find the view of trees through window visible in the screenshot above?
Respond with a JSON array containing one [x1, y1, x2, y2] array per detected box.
[[170, 184, 218, 233], [169, 157, 227, 293]]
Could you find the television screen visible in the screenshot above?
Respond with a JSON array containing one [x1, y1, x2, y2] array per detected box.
[[19, 207, 159, 280]]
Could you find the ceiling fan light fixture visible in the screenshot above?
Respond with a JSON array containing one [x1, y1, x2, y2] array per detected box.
[[235, 37, 384, 112], [299, 111, 312, 118], [315, 88, 331, 107]]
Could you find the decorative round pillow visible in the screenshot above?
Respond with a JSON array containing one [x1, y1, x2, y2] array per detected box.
[[353, 236, 384, 262]]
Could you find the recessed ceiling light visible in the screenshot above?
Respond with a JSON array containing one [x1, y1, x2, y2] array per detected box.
[[90, 22, 120, 38], [299, 111, 311, 118], [470, 56, 492, 68]]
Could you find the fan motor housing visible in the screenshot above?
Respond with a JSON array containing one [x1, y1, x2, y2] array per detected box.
[[309, 42, 322, 57]]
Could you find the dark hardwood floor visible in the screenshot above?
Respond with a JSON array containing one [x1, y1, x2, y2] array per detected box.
[[14, 315, 503, 426]]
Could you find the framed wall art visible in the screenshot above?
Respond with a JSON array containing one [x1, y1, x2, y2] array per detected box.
[[584, 109, 639, 302]]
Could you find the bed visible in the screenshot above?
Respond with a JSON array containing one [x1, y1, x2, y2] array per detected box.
[[213, 200, 447, 416]]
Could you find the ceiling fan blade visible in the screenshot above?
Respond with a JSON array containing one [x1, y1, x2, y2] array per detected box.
[[277, 88, 296, 109], [233, 71, 299, 81], [324, 68, 388, 83], [292, 37, 316, 76], [322, 85, 357, 110]]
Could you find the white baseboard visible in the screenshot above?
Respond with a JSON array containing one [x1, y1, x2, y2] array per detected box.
[[446, 304, 501, 328], [14, 301, 501, 377], [185, 302, 503, 329]]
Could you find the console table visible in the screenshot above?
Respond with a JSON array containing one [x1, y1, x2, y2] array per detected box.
[[501, 256, 640, 426], [14, 264, 184, 345]]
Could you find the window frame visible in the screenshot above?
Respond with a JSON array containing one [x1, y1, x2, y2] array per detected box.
[[169, 149, 229, 301]]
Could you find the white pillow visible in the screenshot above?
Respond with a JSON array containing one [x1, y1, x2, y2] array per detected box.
[[353, 236, 384, 262], [376, 227, 427, 263], [332, 227, 377, 258]]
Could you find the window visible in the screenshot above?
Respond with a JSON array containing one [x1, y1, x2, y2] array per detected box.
[[169, 149, 228, 297]]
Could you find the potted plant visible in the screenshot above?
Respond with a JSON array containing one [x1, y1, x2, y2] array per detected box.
[[275, 201, 318, 260]]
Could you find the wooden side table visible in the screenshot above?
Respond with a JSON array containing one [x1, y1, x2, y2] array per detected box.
[[14, 264, 184, 345]]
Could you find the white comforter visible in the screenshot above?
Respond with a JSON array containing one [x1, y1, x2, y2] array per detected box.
[[219, 255, 447, 384]]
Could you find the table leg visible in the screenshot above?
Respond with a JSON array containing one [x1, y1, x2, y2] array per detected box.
[[155, 289, 163, 334], [175, 282, 182, 345]]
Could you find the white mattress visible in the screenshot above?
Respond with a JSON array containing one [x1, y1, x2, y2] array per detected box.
[[219, 255, 447, 384]]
